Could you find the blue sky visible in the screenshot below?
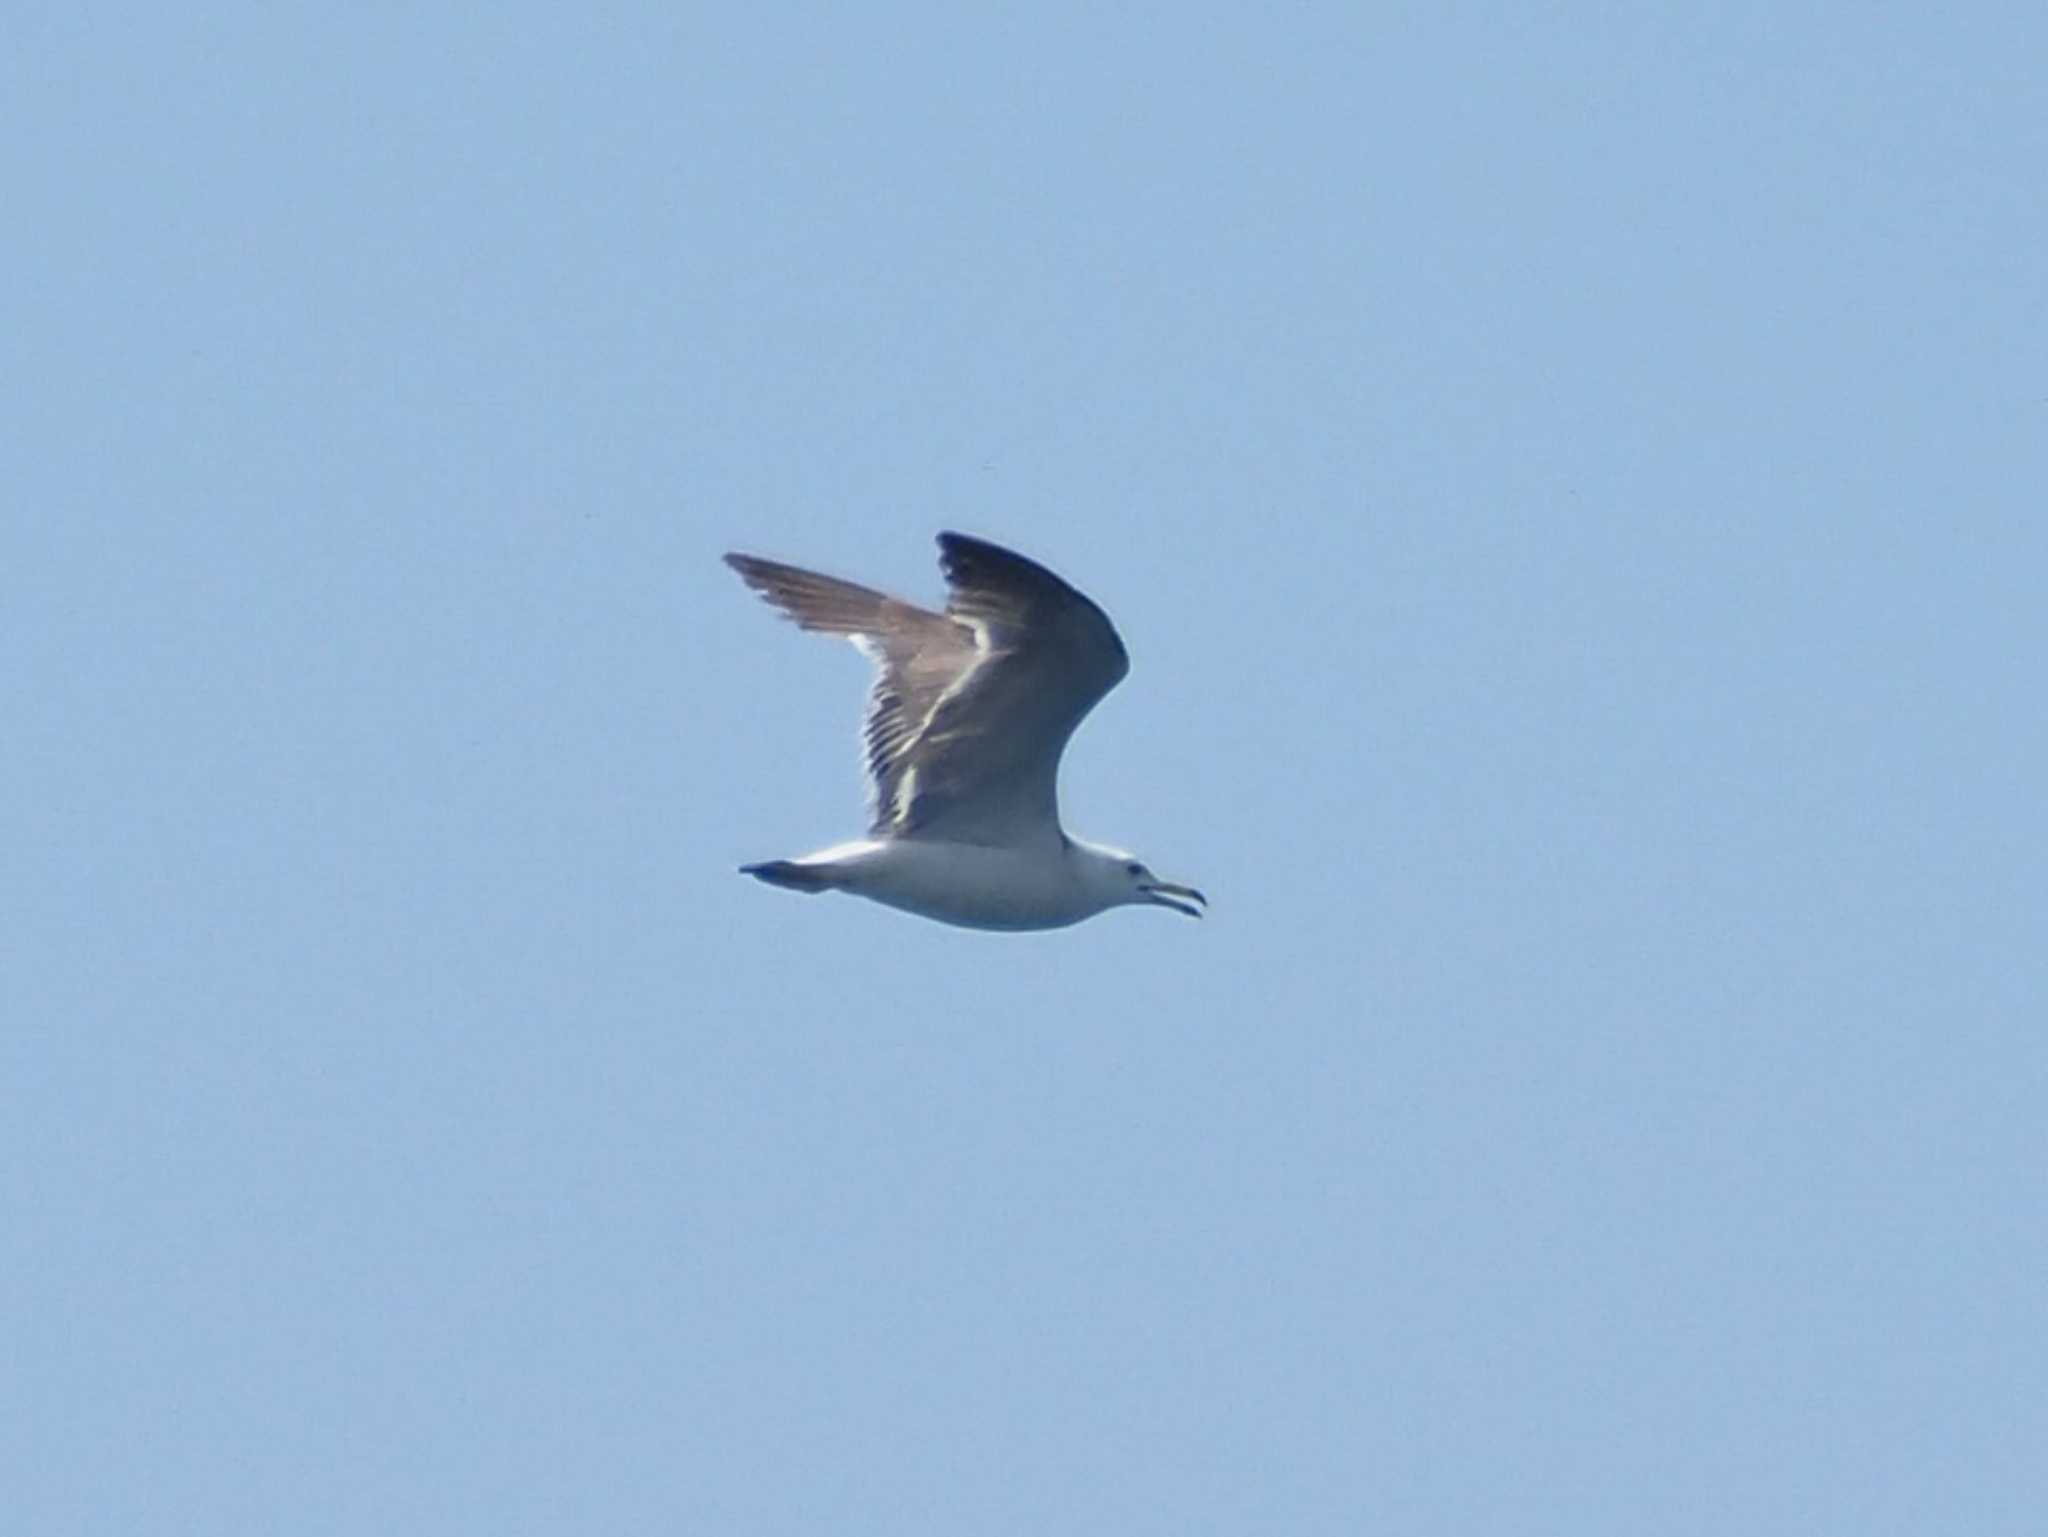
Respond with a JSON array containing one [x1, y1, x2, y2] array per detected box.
[[6, 4, 2043, 1532]]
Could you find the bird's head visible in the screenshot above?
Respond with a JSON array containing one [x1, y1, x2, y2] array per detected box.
[[1072, 840, 1207, 919]]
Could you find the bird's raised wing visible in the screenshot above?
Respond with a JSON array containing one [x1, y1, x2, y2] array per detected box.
[[724, 533, 1129, 847], [896, 532, 1129, 845], [723, 550, 978, 833]]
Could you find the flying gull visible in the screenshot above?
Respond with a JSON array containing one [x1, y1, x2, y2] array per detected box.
[[724, 532, 1206, 930]]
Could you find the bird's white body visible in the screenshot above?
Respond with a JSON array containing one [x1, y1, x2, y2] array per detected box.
[[779, 837, 1138, 932]]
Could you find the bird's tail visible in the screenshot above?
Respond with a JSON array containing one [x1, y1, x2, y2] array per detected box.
[[739, 860, 842, 894]]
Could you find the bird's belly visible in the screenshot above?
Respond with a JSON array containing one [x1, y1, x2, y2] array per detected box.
[[843, 840, 1093, 932]]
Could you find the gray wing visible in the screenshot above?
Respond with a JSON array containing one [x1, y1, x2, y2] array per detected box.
[[897, 532, 1129, 845], [723, 551, 979, 831], [724, 533, 1129, 847]]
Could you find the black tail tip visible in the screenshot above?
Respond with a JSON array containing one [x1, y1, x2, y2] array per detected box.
[[740, 860, 835, 894]]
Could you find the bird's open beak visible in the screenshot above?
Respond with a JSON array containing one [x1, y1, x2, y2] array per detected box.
[[1140, 880, 1207, 918]]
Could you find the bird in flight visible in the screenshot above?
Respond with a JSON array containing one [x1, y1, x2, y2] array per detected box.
[[724, 532, 1205, 931]]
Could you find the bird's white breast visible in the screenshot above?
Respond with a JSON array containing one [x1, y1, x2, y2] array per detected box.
[[812, 838, 1104, 932]]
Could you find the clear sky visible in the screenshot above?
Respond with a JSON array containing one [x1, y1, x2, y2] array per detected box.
[[6, 4, 2043, 1533]]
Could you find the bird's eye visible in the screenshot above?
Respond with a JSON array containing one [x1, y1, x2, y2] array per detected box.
[[1125, 862, 1143, 876]]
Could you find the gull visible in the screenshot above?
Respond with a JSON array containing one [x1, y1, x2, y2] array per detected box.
[[724, 532, 1206, 931]]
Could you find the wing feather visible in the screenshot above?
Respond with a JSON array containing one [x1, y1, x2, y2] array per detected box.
[[722, 553, 976, 829]]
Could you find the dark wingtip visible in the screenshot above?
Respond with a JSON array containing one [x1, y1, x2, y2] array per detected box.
[[936, 531, 1074, 595], [936, 530, 1013, 563], [935, 530, 995, 557]]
